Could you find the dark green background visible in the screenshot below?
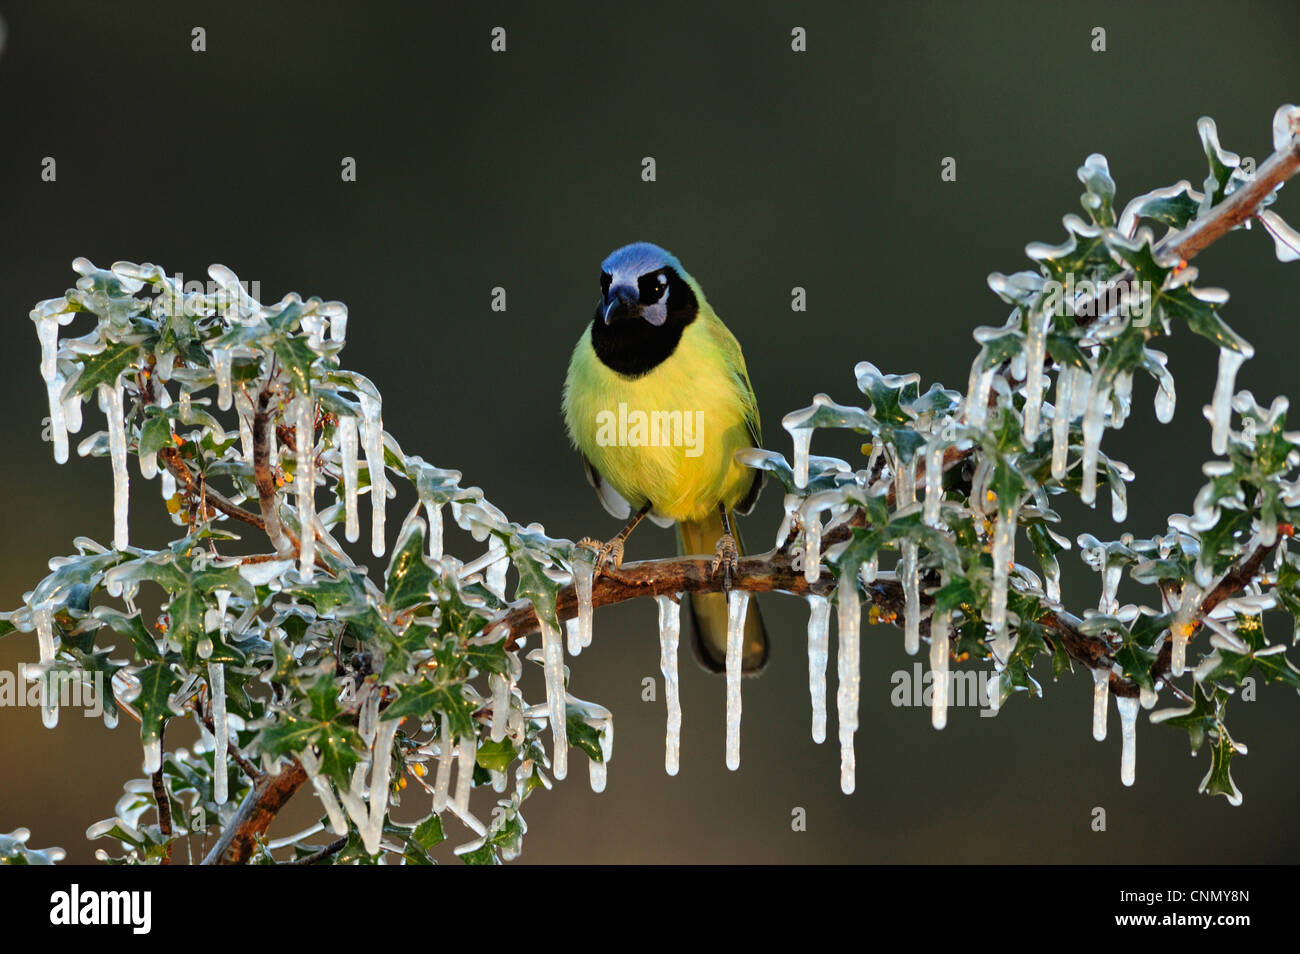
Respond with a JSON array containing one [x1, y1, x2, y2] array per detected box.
[[2, 1, 1297, 863]]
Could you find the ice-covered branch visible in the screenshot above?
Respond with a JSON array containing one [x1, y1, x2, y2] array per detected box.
[[201, 759, 307, 866]]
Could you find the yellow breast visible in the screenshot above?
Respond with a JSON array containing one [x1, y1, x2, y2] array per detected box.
[[563, 317, 755, 523]]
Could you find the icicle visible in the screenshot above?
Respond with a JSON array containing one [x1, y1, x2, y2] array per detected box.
[[1139, 682, 1157, 710], [1051, 365, 1077, 479], [453, 732, 476, 818], [360, 716, 400, 854], [33, 604, 58, 729], [64, 391, 83, 436], [930, 607, 950, 730], [836, 567, 861, 794], [588, 715, 613, 793], [1170, 581, 1202, 677], [1209, 347, 1249, 455], [902, 541, 920, 655], [1080, 383, 1108, 506], [806, 593, 830, 744], [540, 616, 568, 780], [36, 315, 69, 463], [1091, 667, 1109, 741], [724, 589, 750, 771], [432, 717, 453, 811], [565, 618, 581, 656], [1022, 307, 1049, 440], [339, 414, 359, 543], [142, 737, 162, 776], [426, 500, 443, 560], [358, 392, 387, 556], [1116, 694, 1139, 786], [859, 553, 878, 585], [208, 662, 228, 804], [300, 749, 347, 835], [294, 394, 316, 580], [161, 468, 176, 502], [656, 595, 682, 775], [1100, 561, 1122, 615], [989, 505, 1017, 662], [923, 437, 945, 526], [99, 380, 130, 550], [485, 536, 507, 598], [490, 673, 510, 743], [802, 507, 822, 584], [33, 603, 55, 665], [212, 347, 232, 411], [574, 559, 594, 651], [1152, 357, 1176, 423], [790, 426, 812, 489], [965, 356, 995, 428]]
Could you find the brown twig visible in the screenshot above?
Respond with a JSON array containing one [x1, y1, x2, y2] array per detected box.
[[292, 836, 347, 865], [252, 382, 293, 554], [151, 723, 174, 865], [201, 759, 307, 865]]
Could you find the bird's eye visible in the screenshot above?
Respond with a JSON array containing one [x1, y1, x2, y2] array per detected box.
[[600, 272, 611, 295], [639, 271, 669, 304]]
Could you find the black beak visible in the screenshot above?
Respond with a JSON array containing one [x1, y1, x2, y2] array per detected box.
[[603, 285, 638, 324]]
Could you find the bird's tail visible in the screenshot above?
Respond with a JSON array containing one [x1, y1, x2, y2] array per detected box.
[[676, 510, 768, 674]]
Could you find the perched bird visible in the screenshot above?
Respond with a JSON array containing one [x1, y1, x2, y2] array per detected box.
[[562, 242, 768, 672]]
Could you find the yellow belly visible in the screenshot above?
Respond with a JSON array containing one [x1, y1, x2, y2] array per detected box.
[[563, 319, 755, 524]]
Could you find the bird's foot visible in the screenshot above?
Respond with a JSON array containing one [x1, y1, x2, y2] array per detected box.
[[577, 536, 626, 574], [711, 533, 739, 587]]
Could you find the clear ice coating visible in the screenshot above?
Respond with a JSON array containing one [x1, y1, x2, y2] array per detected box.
[[35, 313, 69, 463], [358, 391, 387, 556], [656, 595, 682, 776], [490, 673, 510, 743], [425, 500, 443, 560], [33, 604, 58, 728], [1079, 382, 1109, 506], [1171, 581, 1203, 677], [802, 505, 822, 585], [1116, 694, 1139, 787], [1273, 102, 1300, 151], [294, 394, 316, 580], [338, 413, 360, 543], [836, 567, 860, 795], [300, 748, 348, 835], [1022, 307, 1049, 441], [806, 593, 831, 743], [1091, 666, 1109, 741], [902, 541, 920, 655], [453, 731, 477, 818], [212, 346, 233, 411], [789, 426, 813, 489], [929, 609, 950, 730], [965, 354, 995, 428], [208, 661, 229, 804], [432, 717, 453, 811], [924, 437, 946, 527], [540, 616, 568, 780], [485, 536, 507, 598], [1052, 366, 1077, 479], [1259, 209, 1300, 263], [99, 381, 130, 550], [724, 589, 750, 771], [574, 558, 594, 653], [1209, 347, 1250, 455], [989, 506, 1017, 663]]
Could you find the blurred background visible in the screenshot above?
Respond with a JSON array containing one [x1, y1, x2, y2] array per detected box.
[[1, 0, 1297, 864]]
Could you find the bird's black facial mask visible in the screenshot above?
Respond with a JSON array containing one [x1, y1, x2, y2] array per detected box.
[[590, 265, 698, 377]]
